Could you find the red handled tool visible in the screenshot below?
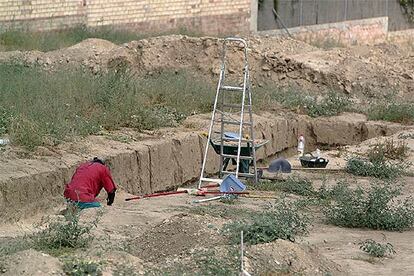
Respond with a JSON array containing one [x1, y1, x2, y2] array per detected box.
[[125, 190, 187, 201]]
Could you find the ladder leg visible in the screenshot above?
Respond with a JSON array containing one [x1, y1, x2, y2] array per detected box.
[[234, 67, 248, 179], [247, 76, 258, 183], [219, 78, 226, 178], [198, 69, 224, 189]]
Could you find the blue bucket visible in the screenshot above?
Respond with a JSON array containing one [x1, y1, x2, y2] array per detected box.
[[223, 132, 240, 139], [220, 174, 246, 192]]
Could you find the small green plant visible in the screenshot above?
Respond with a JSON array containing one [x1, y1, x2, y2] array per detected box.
[[368, 102, 414, 124], [251, 176, 315, 196], [324, 182, 414, 231], [193, 249, 239, 275], [0, 107, 12, 136], [316, 181, 350, 201], [63, 257, 102, 276], [368, 139, 409, 162], [359, 239, 396, 258], [225, 199, 310, 244], [9, 115, 43, 150], [31, 206, 100, 254], [263, 88, 351, 117], [0, 237, 31, 258], [346, 157, 406, 179], [220, 195, 238, 204], [113, 263, 139, 276], [277, 176, 315, 196]]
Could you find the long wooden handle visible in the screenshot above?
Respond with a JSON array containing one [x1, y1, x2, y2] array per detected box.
[[201, 191, 249, 195], [125, 190, 187, 201]]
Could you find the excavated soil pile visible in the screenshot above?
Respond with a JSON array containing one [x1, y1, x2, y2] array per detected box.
[[2, 249, 63, 276], [0, 35, 413, 99], [246, 239, 345, 275], [130, 213, 227, 263]]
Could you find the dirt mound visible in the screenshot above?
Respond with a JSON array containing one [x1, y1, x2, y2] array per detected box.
[[2, 249, 63, 276], [130, 213, 227, 263], [0, 34, 413, 99], [246, 239, 345, 275]]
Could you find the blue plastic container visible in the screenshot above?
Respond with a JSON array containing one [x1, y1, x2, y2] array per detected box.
[[223, 132, 240, 139], [220, 174, 247, 192]]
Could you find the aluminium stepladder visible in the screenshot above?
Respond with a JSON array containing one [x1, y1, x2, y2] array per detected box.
[[198, 37, 258, 188]]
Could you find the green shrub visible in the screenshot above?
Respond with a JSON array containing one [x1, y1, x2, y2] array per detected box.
[[368, 139, 409, 162], [0, 106, 12, 136], [251, 176, 315, 196], [31, 207, 100, 253], [0, 64, 213, 150], [315, 181, 350, 201], [278, 176, 315, 196], [224, 199, 310, 244], [266, 89, 351, 117], [9, 115, 43, 150], [324, 182, 414, 231], [368, 102, 414, 124], [63, 257, 102, 276], [307, 91, 351, 117], [346, 158, 406, 179], [359, 239, 396, 257]]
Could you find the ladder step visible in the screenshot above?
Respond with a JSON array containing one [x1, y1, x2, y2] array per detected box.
[[220, 120, 252, 126], [200, 177, 223, 184], [222, 171, 256, 177], [221, 154, 253, 160], [222, 137, 254, 143], [222, 104, 251, 109], [221, 85, 244, 91]]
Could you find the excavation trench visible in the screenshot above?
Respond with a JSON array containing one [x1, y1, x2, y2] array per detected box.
[[0, 112, 407, 221]]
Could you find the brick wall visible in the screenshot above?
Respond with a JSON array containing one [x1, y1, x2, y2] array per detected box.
[[0, 0, 86, 31], [0, 0, 251, 35]]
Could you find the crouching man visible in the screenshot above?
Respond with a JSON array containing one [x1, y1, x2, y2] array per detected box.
[[64, 157, 117, 209]]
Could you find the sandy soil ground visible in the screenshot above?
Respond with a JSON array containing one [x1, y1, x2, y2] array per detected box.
[[0, 34, 413, 275], [0, 130, 413, 275]]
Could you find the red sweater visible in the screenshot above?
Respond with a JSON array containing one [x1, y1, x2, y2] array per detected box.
[[64, 162, 117, 203]]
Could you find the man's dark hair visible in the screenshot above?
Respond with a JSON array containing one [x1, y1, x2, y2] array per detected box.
[[92, 157, 105, 165]]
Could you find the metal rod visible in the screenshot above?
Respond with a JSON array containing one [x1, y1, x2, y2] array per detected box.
[[272, 8, 292, 37], [241, 230, 244, 271]]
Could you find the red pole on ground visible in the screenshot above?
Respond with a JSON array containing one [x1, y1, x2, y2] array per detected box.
[[201, 191, 250, 195], [125, 190, 188, 201]]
